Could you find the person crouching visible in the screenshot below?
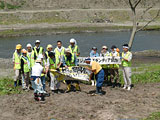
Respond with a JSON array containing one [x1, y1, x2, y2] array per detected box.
[[85, 58, 104, 95], [31, 58, 46, 101]]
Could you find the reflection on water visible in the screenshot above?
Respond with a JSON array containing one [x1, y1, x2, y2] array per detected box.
[[0, 31, 159, 58]]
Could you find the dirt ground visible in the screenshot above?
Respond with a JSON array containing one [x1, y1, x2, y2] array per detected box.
[[1, 53, 160, 120], [0, 82, 160, 120]]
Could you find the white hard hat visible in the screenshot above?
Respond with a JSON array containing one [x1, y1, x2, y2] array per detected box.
[[70, 38, 76, 43], [26, 43, 32, 48], [35, 40, 40, 43], [36, 58, 42, 63], [38, 54, 43, 59], [65, 48, 71, 53]]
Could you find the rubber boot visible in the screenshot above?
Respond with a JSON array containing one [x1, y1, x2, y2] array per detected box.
[[66, 84, 71, 93], [14, 81, 17, 87], [34, 93, 39, 101], [96, 87, 102, 95], [40, 93, 45, 101], [75, 83, 81, 91]]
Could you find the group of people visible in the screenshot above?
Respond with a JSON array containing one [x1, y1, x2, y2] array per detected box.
[[13, 38, 132, 101]]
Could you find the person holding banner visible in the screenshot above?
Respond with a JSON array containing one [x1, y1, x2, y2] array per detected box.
[[46, 51, 61, 94], [90, 47, 99, 86], [110, 45, 120, 88], [121, 44, 132, 91], [100, 46, 110, 85], [85, 58, 104, 95], [62, 48, 80, 92]]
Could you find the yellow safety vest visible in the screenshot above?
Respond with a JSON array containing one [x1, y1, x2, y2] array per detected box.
[[122, 51, 132, 67], [68, 45, 79, 56], [110, 52, 119, 68], [101, 52, 110, 69], [14, 51, 21, 69], [64, 53, 75, 67], [33, 46, 43, 57], [41, 60, 46, 76], [49, 57, 59, 69], [21, 56, 30, 73], [27, 51, 35, 68], [54, 47, 65, 57]]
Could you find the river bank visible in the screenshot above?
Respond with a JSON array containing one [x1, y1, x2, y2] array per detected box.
[[0, 22, 160, 37]]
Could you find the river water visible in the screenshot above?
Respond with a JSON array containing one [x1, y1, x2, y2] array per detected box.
[[0, 31, 159, 58]]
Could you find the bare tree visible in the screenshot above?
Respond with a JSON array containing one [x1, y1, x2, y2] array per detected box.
[[128, 0, 160, 50]]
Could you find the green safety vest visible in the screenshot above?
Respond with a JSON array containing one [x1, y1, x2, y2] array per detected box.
[[14, 51, 21, 69], [68, 45, 79, 56], [49, 57, 59, 69], [122, 51, 132, 67], [27, 51, 35, 68], [33, 46, 43, 57], [101, 52, 110, 69], [54, 47, 65, 57], [41, 60, 46, 76], [21, 56, 30, 73], [64, 53, 75, 67], [110, 52, 119, 68]]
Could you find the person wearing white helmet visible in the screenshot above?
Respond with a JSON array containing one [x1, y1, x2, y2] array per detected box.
[[33, 40, 44, 60], [31, 58, 46, 101], [100, 46, 110, 85], [68, 38, 80, 57], [26, 43, 35, 68]]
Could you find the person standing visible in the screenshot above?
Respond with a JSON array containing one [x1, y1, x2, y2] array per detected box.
[[13, 44, 22, 87], [90, 47, 99, 57], [31, 58, 46, 101], [110, 45, 120, 88], [26, 43, 35, 68], [46, 51, 61, 94], [68, 38, 80, 57], [45, 44, 53, 59], [100, 46, 110, 85], [89, 47, 99, 86], [63, 48, 80, 92], [85, 58, 104, 95], [54, 40, 65, 67], [121, 44, 132, 91], [33, 40, 44, 60], [21, 49, 30, 90]]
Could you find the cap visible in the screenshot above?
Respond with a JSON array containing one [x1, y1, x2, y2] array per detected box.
[[38, 54, 43, 59], [85, 57, 91, 61], [65, 48, 71, 53], [48, 51, 55, 57], [21, 49, 27, 54], [102, 46, 108, 49], [26, 43, 32, 48], [36, 58, 42, 63], [70, 38, 76, 43], [35, 40, 40, 43], [92, 47, 97, 50], [16, 44, 22, 50]]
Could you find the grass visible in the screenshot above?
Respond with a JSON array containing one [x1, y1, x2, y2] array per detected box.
[[0, 1, 23, 10], [142, 112, 160, 120], [0, 77, 22, 95]]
